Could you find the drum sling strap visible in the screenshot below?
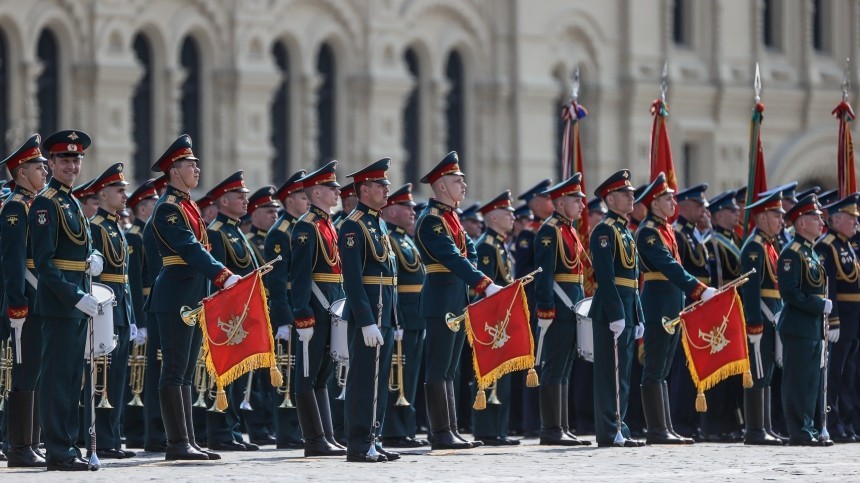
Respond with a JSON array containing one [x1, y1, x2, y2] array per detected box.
[[311, 281, 339, 319], [553, 281, 576, 311]]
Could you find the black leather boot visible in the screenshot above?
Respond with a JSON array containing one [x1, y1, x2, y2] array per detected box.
[[763, 386, 788, 444], [445, 380, 479, 447], [539, 385, 583, 446], [426, 382, 470, 450], [159, 386, 209, 461], [642, 384, 685, 444], [314, 387, 346, 449], [662, 382, 694, 444], [744, 388, 783, 445], [6, 391, 46, 467], [31, 391, 45, 459], [180, 385, 221, 459], [296, 389, 345, 457]]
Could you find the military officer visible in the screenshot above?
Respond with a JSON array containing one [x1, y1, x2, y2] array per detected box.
[[380, 183, 429, 448], [415, 152, 500, 450], [587, 197, 607, 230], [460, 202, 484, 240], [472, 190, 519, 447], [264, 170, 308, 450], [198, 194, 217, 225], [84, 163, 137, 459], [514, 178, 552, 438], [777, 193, 834, 446], [760, 183, 798, 247], [289, 161, 347, 457], [815, 193, 860, 442], [147, 134, 239, 461], [626, 183, 649, 438], [588, 169, 643, 448], [635, 172, 716, 445], [204, 171, 260, 452], [0, 134, 49, 467], [628, 184, 648, 232], [74, 180, 100, 219], [31, 130, 105, 471], [533, 175, 589, 447], [740, 190, 786, 445], [333, 182, 356, 227], [123, 179, 159, 450]]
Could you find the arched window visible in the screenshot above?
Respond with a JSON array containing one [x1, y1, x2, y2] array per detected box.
[[36, 29, 59, 137], [0, 29, 8, 156], [445, 51, 465, 160], [132, 33, 154, 183], [179, 36, 201, 157], [402, 48, 421, 189], [271, 41, 291, 182], [316, 43, 336, 163]]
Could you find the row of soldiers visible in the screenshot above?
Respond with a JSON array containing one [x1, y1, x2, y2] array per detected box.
[[0, 128, 856, 469]]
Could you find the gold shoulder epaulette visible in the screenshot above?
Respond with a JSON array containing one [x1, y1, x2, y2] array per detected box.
[[244, 232, 254, 241], [429, 207, 440, 216], [127, 225, 141, 235], [42, 188, 58, 199], [209, 220, 223, 231], [91, 215, 105, 226], [753, 233, 763, 244], [10, 193, 24, 202], [165, 195, 177, 204], [304, 211, 317, 223], [546, 217, 559, 227], [347, 210, 363, 222], [483, 237, 497, 248], [643, 220, 655, 229], [790, 242, 802, 252], [673, 224, 684, 233], [277, 220, 290, 233], [821, 234, 835, 245]]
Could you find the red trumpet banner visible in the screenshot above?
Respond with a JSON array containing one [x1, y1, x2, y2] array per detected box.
[[193, 272, 282, 409], [464, 280, 534, 390], [678, 286, 751, 410]]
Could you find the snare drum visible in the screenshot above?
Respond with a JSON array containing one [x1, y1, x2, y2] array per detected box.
[[574, 297, 594, 362], [84, 282, 118, 360], [329, 298, 349, 365]]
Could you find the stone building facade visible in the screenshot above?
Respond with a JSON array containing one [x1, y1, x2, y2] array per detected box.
[[0, 0, 856, 201]]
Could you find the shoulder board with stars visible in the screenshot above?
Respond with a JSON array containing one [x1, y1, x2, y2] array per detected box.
[[276, 219, 291, 233], [91, 215, 105, 226], [209, 220, 223, 231], [347, 210, 363, 222], [41, 188, 58, 199]]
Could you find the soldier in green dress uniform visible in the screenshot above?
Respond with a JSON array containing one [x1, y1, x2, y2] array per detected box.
[[533, 175, 590, 447], [147, 135, 239, 462], [289, 161, 347, 458], [588, 169, 644, 448], [777, 193, 834, 446], [264, 170, 308, 449], [635, 172, 716, 445], [380, 183, 429, 448], [0, 134, 49, 467], [31, 130, 106, 471], [740, 190, 786, 445], [472, 190, 519, 447], [414, 152, 500, 450]]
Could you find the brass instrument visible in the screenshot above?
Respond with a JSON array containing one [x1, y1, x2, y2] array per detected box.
[[335, 362, 348, 400], [0, 337, 11, 412], [662, 269, 756, 335], [276, 339, 295, 409], [207, 380, 225, 413], [127, 341, 147, 407], [239, 370, 254, 411], [388, 335, 410, 406], [193, 347, 209, 408], [487, 380, 501, 405], [94, 354, 113, 409], [445, 312, 466, 332]]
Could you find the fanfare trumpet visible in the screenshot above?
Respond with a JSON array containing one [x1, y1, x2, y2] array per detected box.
[[661, 269, 755, 335], [388, 334, 410, 406], [335, 362, 348, 401], [0, 337, 11, 412], [94, 354, 113, 409], [276, 339, 295, 409], [487, 380, 502, 405], [445, 267, 543, 332], [127, 341, 147, 407], [193, 347, 209, 408]]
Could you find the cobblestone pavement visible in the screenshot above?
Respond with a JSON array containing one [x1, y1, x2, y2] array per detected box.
[[4, 437, 858, 482]]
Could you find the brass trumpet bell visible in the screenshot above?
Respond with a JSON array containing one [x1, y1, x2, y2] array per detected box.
[[95, 355, 113, 409], [445, 311, 466, 332], [662, 315, 681, 335]]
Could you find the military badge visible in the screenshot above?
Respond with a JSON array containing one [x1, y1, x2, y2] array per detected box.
[[6, 214, 18, 226], [36, 210, 48, 226], [297, 233, 309, 245], [274, 244, 281, 254], [782, 259, 791, 272], [519, 239, 529, 248], [482, 256, 490, 265], [68, 132, 79, 140], [167, 213, 178, 225], [646, 236, 656, 245], [541, 237, 551, 247], [748, 252, 758, 261], [432, 224, 444, 235], [599, 235, 609, 248], [345, 233, 356, 248]]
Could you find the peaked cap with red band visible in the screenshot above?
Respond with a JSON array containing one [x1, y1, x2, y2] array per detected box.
[[1, 134, 47, 172], [478, 190, 515, 215], [785, 193, 822, 224], [247, 185, 280, 215], [90, 162, 130, 193], [275, 169, 307, 202], [385, 183, 416, 207], [594, 169, 636, 200], [151, 134, 198, 174], [72, 178, 97, 200], [206, 170, 249, 200], [127, 179, 158, 211], [746, 190, 785, 216], [42, 130, 91, 156], [543, 172, 587, 201], [347, 157, 391, 185], [339, 182, 356, 199], [420, 151, 464, 184], [301, 160, 339, 189], [635, 171, 674, 208]]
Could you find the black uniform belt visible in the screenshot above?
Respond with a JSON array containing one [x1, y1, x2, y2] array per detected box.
[[398, 284, 422, 293], [425, 264, 450, 273], [100, 274, 128, 284], [312, 273, 343, 283], [53, 259, 87, 272], [554, 274, 583, 283], [162, 255, 187, 266], [362, 275, 397, 286]]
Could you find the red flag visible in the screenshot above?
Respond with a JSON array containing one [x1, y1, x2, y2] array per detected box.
[[561, 100, 595, 295], [649, 99, 678, 222], [834, 101, 857, 198], [182, 271, 281, 410], [743, 103, 769, 236], [464, 280, 534, 398], [678, 286, 752, 412]]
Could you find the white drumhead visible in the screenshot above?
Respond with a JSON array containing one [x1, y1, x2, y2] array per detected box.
[[91, 282, 115, 305], [330, 298, 346, 318], [574, 297, 592, 318]]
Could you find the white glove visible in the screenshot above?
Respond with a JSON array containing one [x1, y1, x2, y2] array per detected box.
[[223, 274, 240, 288], [538, 318, 553, 330], [748, 333, 763, 345], [129, 323, 138, 342], [75, 293, 100, 317], [362, 324, 384, 347], [275, 325, 292, 341], [635, 323, 644, 340], [10, 317, 25, 331], [485, 283, 503, 297], [297, 327, 314, 342], [134, 327, 147, 346], [609, 319, 625, 339], [86, 253, 104, 276], [701, 287, 717, 302], [828, 328, 840, 344], [823, 299, 833, 315], [395, 329, 404, 341]]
